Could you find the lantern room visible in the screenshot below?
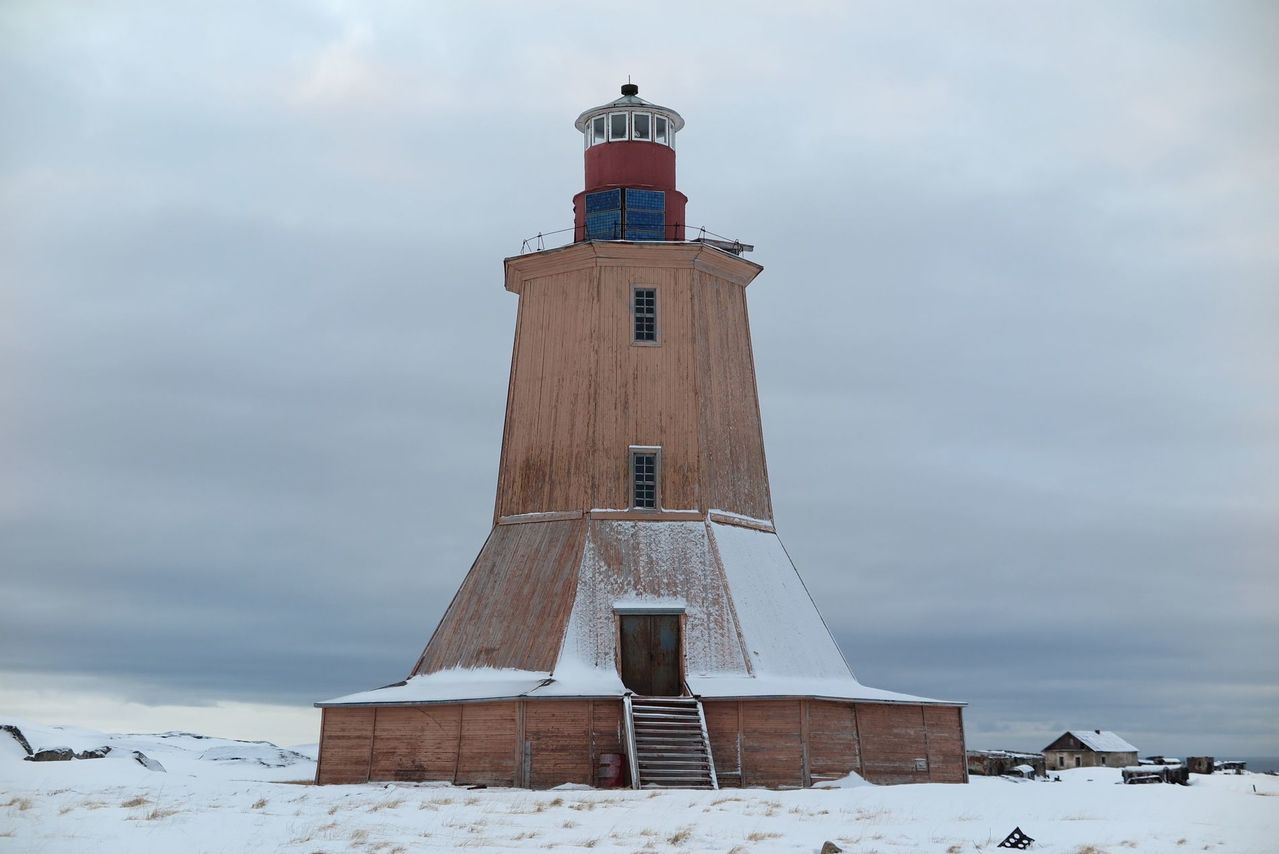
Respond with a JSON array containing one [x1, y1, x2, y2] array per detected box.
[[572, 83, 688, 242]]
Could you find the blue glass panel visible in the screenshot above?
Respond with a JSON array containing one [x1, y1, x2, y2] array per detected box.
[[586, 210, 621, 240], [585, 188, 621, 213], [624, 188, 664, 240], [625, 188, 664, 210]]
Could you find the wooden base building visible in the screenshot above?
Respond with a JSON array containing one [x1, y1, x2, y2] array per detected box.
[[315, 85, 967, 789]]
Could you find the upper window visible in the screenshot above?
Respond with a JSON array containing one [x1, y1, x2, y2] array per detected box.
[[609, 112, 629, 141], [633, 286, 657, 343], [630, 446, 660, 509], [584, 111, 676, 148], [632, 112, 651, 141]]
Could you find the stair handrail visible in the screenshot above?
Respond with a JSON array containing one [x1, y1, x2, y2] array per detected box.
[[694, 697, 719, 790], [622, 693, 641, 790]]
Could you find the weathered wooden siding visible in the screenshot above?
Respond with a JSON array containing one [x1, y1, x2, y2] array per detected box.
[[741, 700, 806, 788], [922, 705, 967, 783], [315, 707, 375, 785], [808, 700, 862, 783], [318, 699, 964, 787], [369, 706, 459, 782], [498, 270, 600, 516], [693, 272, 773, 522], [592, 266, 701, 512], [456, 702, 519, 786], [703, 700, 743, 787], [494, 242, 770, 522], [525, 701, 594, 789], [412, 520, 585, 675]]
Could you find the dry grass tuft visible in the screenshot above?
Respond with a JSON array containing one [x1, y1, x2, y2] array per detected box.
[[350, 828, 369, 844], [712, 796, 744, 805], [144, 806, 180, 820], [369, 798, 404, 812], [668, 827, 693, 844], [748, 831, 782, 841], [3, 797, 32, 811], [948, 845, 963, 853], [562, 819, 578, 829], [120, 796, 149, 809], [1074, 846, 1107, 854], [251, 798, 268, 809]]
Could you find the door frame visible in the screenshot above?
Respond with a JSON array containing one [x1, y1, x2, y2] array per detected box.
[[613, 605, 687, 696]]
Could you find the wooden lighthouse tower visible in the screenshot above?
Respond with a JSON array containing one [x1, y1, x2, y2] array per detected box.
[[315, 84, 967, 789]]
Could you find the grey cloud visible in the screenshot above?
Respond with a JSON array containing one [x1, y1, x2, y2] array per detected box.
[[2, 1, 1276, 757]]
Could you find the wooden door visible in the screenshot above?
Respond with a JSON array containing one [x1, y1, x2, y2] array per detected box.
[[619, 614, 681, 696]]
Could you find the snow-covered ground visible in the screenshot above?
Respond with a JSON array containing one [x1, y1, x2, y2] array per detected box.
[[3, 719, 1277, 853]]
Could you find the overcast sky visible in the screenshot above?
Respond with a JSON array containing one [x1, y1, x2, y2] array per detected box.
[[2, 2, 1276, 755]]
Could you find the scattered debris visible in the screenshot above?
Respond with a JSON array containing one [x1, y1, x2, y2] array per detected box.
[[997, 826, 1034, 849]]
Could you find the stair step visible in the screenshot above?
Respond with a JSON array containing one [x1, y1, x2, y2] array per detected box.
[[624, 695, 718, 791]]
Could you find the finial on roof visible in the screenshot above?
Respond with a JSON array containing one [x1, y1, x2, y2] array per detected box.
[[621, 81, 639, 96]]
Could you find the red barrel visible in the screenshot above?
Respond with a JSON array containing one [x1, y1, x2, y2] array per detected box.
[[597, 752, 623, 788]]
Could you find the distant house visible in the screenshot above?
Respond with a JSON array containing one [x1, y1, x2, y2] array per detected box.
[[1042, 730, 1138, 770]]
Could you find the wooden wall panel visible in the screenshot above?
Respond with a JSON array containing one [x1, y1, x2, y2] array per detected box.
[[807, 700, 861, 783], [525, 701, 593, 789], [497, 272, 596, 517], [456, 702, 519, 786], [412, 519, 585, 674], [316, 707, 375, 785], [368, 706, 459, 782], [856, 703, 931, 785], [740, 700, 804, 788], [693, 273, 773, 521], [923, 705, 967, 783], [590, 267, 700, 512], [590, 700, 623, 763], [495, 246, 770, 521], [703, 700, 743, 787]]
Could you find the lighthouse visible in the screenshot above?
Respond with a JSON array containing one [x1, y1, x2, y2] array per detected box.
[[314, 84, 967, 789]]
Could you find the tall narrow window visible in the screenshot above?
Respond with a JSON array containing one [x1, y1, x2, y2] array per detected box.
[[632, 286, 657, 343], [592, 115, 606, 146], [654, 115, 668, 145], [630, 447, 660, 509]]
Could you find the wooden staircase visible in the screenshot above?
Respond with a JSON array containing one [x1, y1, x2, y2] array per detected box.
[[623, 695, 718, 789]]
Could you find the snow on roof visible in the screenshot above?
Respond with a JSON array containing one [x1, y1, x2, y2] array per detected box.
[[318, 666, 627, 707], [321, 520, 963, 708], [687, 675, 954, 705], [706, 521, 854, 682], [1067, 731, 1139, 753]]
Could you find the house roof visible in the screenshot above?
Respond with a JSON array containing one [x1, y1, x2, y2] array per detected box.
[[1053, 730, 1139, 753]]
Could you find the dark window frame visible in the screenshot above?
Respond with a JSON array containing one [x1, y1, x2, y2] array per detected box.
[[631, 285, 659, 345], [629, 445, 661, 510]]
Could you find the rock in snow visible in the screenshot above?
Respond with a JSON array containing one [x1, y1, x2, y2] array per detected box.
[[132, 750, 166, 772]]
